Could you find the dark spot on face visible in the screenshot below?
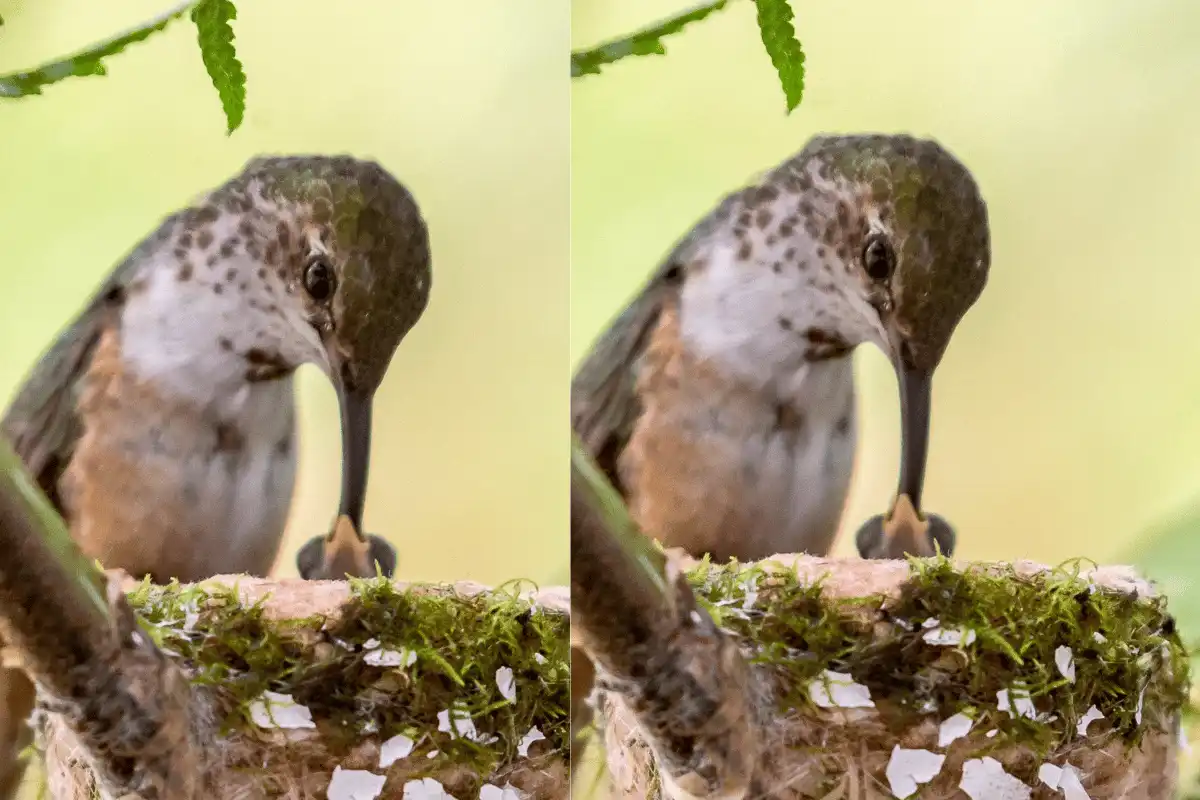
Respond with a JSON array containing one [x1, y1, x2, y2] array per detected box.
[[206, 254, 219, 268], [239, 282, 249, 293], [214, 420, 246, 454], [213, 283, 224, 295], [196, 229, 214, 250], [779, 220, 796, 239], [777, 316, 793, 331], [237, 219, 254, 239], [816, 246, 827, 260], [737, 241, 752, 261], [225, 267, 237, 283], [274, 433, 293, 458], [265, 242, 280, 266], [774, 404, 804, 432], [745, 184, 780, 206], [772, 262, 782, 274], [821, 226, 836, 246], [755, 209, 773, 229], [177, 262, 193, 282], [276, 222, 291, 249], [194, 206, 220, 226], [173, 247, 188, 260], [803, 327, 853, 361], [243, 348, 292, 382], [218, 337, 233, 351], [836, 244, 850, 261], [835, 413, 852, 436], [178, 232, 193, 249], [246, 241, 262, 260], [798, 200, 815, 219], [127, 278, 148, 295], [766, 234, 778, 247], [219, 239, 238, 259]]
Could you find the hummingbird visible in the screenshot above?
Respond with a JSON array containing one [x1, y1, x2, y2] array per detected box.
[[0, 154, 431, 796], [571, 134, 989, 564]]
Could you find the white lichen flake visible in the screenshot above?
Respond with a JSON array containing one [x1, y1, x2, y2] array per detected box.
[[1076, 705, 1104, 736], [959, 757, 1032, 800], [807, 670, 874, 709], [379, 733, 415, 768], [437, 706, 478, 740], [921, 618, 977, 647], [997, 687, 1046, 722], [478, 784, 523, 800], [496, 666, 517, 703], [328, 766, 387, 800], [1135, 684, 1146, 725], [517, 726, 545, 757], [364, 647, 418, 668], [938, 712, 974, 747], [248, 690, 316, 730], [533, 653, 547, 664], [1055, 645, 1076, 683], [1038, 763, 1090, 799], [402, 777, 455, 800], [884, 745, 945, 798]]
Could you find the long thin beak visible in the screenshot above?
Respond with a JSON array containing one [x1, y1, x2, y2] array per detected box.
[[336, 386, 373, 537], [896, 365, 932, 515]]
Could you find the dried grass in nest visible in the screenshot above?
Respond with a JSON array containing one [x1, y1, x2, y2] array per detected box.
[[597, 555, 1190, 799], [39, 574, 571, 800]]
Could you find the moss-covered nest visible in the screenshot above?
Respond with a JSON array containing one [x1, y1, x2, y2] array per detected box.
[[597, 555, 1190, 799], [39, 574, 570, 800]]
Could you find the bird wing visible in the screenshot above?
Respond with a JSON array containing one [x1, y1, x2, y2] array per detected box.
[[0, 216, 178, 512], [571, 192, 741, 494]]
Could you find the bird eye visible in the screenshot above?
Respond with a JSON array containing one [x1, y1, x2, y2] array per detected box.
[[303, 257, 336, 301], [862, 236, 895, 282]]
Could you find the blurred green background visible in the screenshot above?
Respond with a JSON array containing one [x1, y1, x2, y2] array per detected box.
[[0, 0, 568, 587]]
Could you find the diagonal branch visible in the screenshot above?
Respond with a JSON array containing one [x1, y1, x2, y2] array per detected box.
[[0, 438, 204, 799], [571, 0, 735, 78], [0, 1, 198, 99], [570, 436, 760, 799]]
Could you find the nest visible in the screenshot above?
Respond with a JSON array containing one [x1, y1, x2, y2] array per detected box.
[[38, 574, 571, 800], [596, 556, 1190, 799]]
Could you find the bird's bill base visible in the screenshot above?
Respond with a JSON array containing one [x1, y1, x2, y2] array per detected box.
[[881, 493, 931, 555]]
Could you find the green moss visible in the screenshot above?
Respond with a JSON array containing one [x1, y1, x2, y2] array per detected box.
[[125, 576, 568, 792], [686, 557, 1190, 759]]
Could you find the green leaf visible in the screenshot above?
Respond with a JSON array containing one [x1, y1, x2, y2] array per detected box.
[[754, 0, 806, 112], [190, 0, 246, 134], [0, 1, 197, 99], [571, 0, 731, 78]]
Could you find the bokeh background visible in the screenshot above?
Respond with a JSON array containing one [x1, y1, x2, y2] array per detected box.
[[573, 0, 1200, 788], [0, 0, 568, 587]]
